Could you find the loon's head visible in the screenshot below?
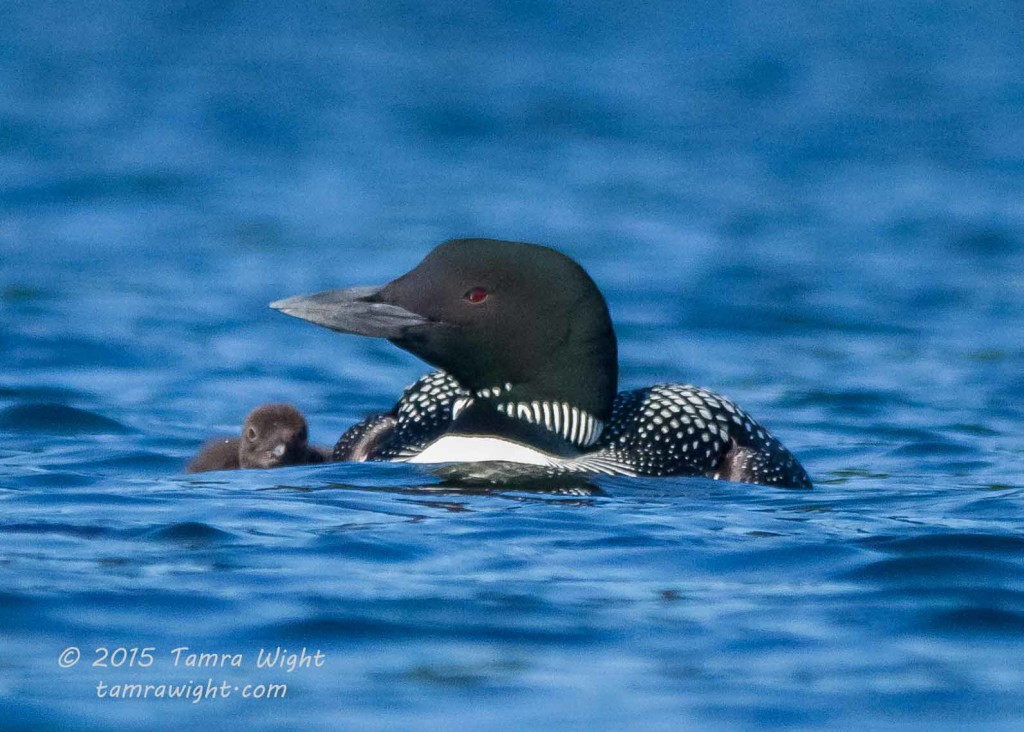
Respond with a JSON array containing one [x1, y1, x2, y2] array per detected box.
[[271, 238, 618, 421], [238, 403, 311, 469]]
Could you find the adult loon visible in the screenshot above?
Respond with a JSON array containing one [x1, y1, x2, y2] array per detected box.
[[187, 403, 330, 473], [271, 239, 811, 488]]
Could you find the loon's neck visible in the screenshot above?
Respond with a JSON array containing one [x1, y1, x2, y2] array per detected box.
[[448, 391, 603, 456], [447, 312, 619, 431]]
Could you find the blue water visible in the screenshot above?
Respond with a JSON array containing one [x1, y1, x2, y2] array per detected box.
[[3, 1, 1024, 728]]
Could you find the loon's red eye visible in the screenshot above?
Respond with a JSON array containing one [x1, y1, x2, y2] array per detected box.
[[464, 287, 488, 304]]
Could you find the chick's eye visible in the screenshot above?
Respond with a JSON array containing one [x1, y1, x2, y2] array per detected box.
[[246, 427, 257, 441], [464, 287, 488, 304]]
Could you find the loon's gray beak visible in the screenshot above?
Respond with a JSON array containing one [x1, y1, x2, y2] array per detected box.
[[270, 286, 429, 339]]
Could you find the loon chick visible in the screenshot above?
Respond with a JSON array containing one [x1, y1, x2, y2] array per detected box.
[[272, 239, 811, 488], [187, 403, 330, 473]]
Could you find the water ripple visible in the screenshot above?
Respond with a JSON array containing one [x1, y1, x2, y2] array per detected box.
[[0, 404, 132, 435]]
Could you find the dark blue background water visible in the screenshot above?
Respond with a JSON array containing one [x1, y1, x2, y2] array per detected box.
[[2, 1, 1023, 728]]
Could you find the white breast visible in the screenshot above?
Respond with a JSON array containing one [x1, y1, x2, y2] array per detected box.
[[404, 435, 560, 466]]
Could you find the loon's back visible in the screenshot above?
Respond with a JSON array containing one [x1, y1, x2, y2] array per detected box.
[[334, 371, 811, 489]]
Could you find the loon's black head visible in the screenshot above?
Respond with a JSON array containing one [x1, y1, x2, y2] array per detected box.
[[271, 238, 618, 421]]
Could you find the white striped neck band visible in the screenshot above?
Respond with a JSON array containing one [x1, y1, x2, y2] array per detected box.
[[493, 400, 604, 448]]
